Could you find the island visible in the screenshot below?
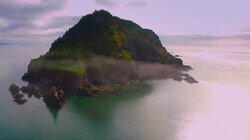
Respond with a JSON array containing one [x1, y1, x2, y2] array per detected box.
[[16, 10, 197, 108]]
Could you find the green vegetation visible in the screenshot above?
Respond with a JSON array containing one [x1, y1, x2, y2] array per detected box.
[[152, 44, 167, 53], [29, 10, 182, 75], [30, 45, 93, 75], [50, 60, 85, 75], [103, 25, 127, 48], [119, 50, 132, 61]]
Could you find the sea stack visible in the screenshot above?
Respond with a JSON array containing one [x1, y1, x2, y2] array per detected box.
[[22, 10, 195, 97]]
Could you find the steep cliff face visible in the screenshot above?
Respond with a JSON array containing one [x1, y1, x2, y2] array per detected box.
[[22, 10, 191, 96]]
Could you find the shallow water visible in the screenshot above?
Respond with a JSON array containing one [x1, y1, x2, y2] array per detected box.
[[0, 45, 250, 140]]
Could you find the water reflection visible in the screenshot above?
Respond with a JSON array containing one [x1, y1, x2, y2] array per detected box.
[[47, 106, 60, 121], [180, 82, 250, 140], [66, 80, 154, 123], [168, 46, 250, 140]]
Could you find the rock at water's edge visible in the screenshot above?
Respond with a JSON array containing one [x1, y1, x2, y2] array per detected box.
[[21, 84, 42, 98], [9, 84, 20, 96], [14, 94, 27, 105], [43, 87, 66, 109]]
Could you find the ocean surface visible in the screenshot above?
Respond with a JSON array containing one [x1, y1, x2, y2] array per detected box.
[[0, 45, 250, 140]]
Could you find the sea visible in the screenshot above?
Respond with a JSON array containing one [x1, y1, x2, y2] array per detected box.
[[0, 45, 250, 140]]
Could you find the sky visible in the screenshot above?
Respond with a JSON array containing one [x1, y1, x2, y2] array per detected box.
[[1, 0, 250, 47]]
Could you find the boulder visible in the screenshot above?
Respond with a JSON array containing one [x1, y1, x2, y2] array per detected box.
[[184, 76, 198, 83], [9, 84, 20, 96], [21, 84, 42, 98], [43, 87, 66, 109], [14, 94, 27, 105]]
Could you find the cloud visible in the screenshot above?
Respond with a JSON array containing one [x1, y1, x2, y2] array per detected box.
[[93, 0, 117, 7], [0, 0, 70, 22], [160, 34, 250, 47], [42, 16, 80, 30], [0, 18, 10, 29], [126, 1, 148, 9], [92, 0, 148, 9], [237, 26, 250, 34], [0, 0, 80, 47]]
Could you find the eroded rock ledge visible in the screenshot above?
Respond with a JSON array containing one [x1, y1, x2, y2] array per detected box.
[[21, 57, 197, 99]]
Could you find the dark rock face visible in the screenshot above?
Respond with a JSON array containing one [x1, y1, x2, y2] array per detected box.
[[43, 87, 66, 109], [86, 57, 138, 85], [23, 57, 139, 96]]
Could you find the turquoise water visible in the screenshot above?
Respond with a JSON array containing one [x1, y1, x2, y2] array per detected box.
[[0, 45, 250, 140]]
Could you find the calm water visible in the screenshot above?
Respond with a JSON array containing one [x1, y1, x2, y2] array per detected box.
[[0, 45, 250, 140]]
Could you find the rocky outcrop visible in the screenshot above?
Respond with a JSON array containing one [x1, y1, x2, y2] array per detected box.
[[14, 94, 27, 105], [43, 87, 66, 109], [22, 10, 197, 98], [182, 74, 198, 83], [9, 84, 20, 96], [9, 83, 67, 108], [21, 84, 42, 98], [9, 84, 27, 105]]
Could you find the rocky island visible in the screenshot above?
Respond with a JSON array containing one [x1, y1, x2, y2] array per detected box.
[[18, 10, 197, 107]]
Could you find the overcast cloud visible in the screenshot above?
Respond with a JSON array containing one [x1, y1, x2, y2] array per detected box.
[[126, 1, 148, 9], [160, 34, 250, 47], [93, 0, 117, 7], [0, 0, 80, 47]]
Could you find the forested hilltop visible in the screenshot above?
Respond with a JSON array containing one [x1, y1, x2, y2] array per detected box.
[[22, 10, 196, 101]]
